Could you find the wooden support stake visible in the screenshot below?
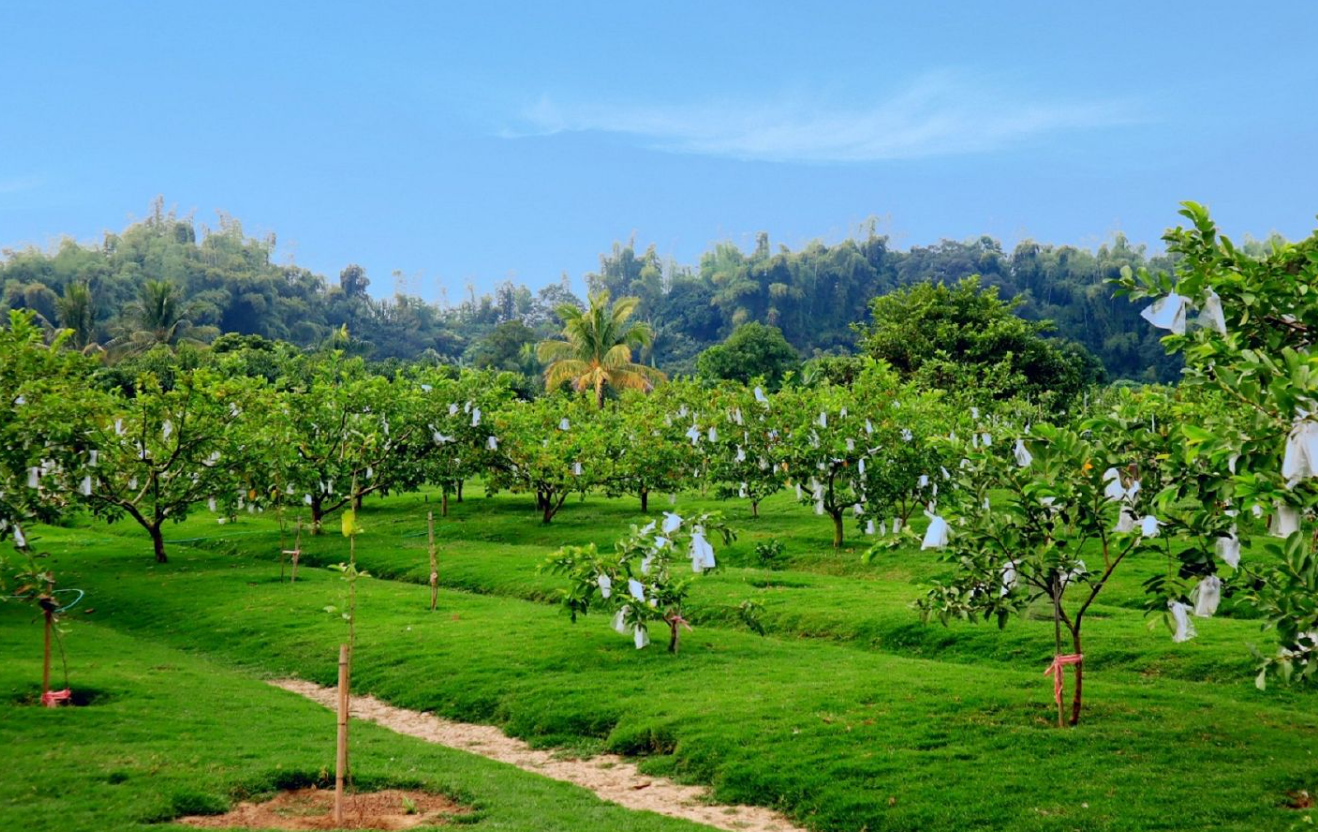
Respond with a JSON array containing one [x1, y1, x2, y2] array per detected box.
[[334, 642, 350, 825], [288, 519, 303, 583], [428, 511, 438, 612], [42, 609, 52, 703]]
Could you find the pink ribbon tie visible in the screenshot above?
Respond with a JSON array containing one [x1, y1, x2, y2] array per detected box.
[[1043, 654, 1083, 705], [41, 689, 72, 708]]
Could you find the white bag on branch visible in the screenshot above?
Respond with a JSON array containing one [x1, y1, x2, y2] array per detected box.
[[471, 407, 481, 427], [1013, 439, 1032, 468], [865, 519, 876, 535], [1215, 529, 1241, 569], [686, 425, 700, 445], [754, 386, 769, 405], [612, 606, 630, 634], [1168, 600, 1197, 642], [596, 574, 612, 598], [487, 436, 498, 450], [1198, 290, 1227, 335], [1271, 503, 1301, 538], [1140, 293, 1188, 335], [26, 467, 39, 488], [628, 578, 645, 601], [921, 511, 948, 550], [708, 426, 718, 442], [1102, 467, 1126, 501], [690, 528, 716, 572], [572, 462, 583, 476], [817, 411, 827, 429], [662, 512, 682, 534], [1140, 515, 1161, 538], [1000, 561, 1018, 596], [1192, 575, 1222, 618], [634, 626, 650, 649], [1282, 413, 1318, 484], [893, 518, 902, 534]]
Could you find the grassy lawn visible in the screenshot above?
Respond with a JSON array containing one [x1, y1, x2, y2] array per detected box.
[[10, 486, 1317, 832], [0, 607, 724, 832]]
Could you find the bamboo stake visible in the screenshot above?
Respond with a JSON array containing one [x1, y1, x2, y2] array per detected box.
[[428, 511, 438, 612], [287, 519, 303, 583], [278, 504, 287, 583], [42, 609, 52, 703], [334, 642, 349, 825]]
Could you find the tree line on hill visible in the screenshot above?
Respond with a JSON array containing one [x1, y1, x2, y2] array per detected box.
[[5, 198, 1273, 386]]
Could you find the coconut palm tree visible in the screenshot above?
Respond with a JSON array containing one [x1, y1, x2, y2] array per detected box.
[[107, 280, 216, 359], [55, 282, 100, 353], [537, 291, 665, 407]]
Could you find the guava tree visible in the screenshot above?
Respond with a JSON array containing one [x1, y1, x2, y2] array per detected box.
[[705, 382, 785, 518], [601, 388, 698, 512], [487, 394, 604, 523], [276, 357, 421, 533], [408, 368, 515, 515], [0, 312, 97, 547], [776, 379, 895, 548], [913, 401, 1230, 726], [1119, 203, 1318, 686], [0, 311, 99, 702], [849, 363, 951, 537], [85, 369, 256, 562], [542, 511, 734, 652]]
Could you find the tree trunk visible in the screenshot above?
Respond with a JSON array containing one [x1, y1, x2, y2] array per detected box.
[[668, 618, 680, 653], [441, 489, 449, 518], [311, 500, 324, 536], [457, 480, 464, 502], [831, 510, 844, 548], [595, 380, 606, 410], [752, 500, 760, 518], [640, 488, 649, 513], [149, 523, 168, 563]]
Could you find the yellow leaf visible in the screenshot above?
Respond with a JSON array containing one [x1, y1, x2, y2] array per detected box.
[[341, 510, 356, 537]]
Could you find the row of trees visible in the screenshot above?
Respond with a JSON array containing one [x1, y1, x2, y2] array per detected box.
[[2, 199, 1192, 384], [5, 204, 1318, 724]]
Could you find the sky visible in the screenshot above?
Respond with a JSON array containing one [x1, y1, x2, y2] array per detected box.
[[2, 2, 1316, 301]]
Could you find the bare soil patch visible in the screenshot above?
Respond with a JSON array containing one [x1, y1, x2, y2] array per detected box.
[[274, 679, 808, 832], [176, 786, 466, 830]]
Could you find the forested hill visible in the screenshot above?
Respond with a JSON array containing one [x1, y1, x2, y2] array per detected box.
[[1, 203, 1188, 381]]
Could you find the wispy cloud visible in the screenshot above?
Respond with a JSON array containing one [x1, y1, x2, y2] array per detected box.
[[506, 72, 1138, 163], [0, 176, 42, 195]]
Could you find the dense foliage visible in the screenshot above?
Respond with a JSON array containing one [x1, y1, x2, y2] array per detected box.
[[2, 200, 1205, 383]]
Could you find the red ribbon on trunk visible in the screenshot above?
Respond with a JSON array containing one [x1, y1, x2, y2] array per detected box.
[[41, 689, 72, 708], [666, 613, 692, 632], [1043, 654, 1083, 705]]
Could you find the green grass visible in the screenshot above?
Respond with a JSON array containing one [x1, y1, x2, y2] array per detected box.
[[10, 486, 1318, 831], [0, 609, 718, 832]]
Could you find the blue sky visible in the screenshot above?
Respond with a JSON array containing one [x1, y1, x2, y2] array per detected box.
[[2, 2, 1316, 301]]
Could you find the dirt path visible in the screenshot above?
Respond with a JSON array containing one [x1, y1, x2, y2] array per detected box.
[[272, 679, 808, 832]]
